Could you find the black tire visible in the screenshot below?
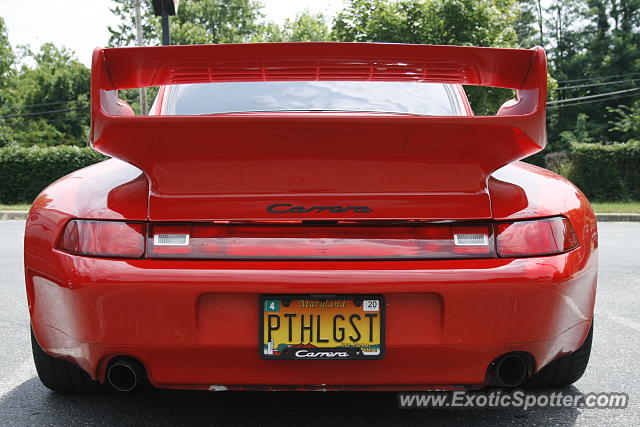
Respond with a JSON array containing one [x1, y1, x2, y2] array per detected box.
[[31, 328, 110, 393], [526, 322, 593, 388]]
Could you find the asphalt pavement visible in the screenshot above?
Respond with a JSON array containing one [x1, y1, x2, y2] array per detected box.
[[1, 220, 638, 426]]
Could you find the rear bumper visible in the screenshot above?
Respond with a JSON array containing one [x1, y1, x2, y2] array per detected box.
[[27, 250, 597, 390]]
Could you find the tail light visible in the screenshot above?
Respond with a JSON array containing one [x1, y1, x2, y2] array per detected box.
[[58, 220, 145, 258], [57, 217, 578, 260], [148, 223, 495, 260], [495, 217, 579, 257]]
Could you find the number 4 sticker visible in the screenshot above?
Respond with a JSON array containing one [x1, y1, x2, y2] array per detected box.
[[265, 300, 280, 312], [363, 299, 379, 312]]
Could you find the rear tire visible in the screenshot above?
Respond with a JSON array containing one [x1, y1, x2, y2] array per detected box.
[[31, 328, 110, 393], [526, 322, 593, 388]]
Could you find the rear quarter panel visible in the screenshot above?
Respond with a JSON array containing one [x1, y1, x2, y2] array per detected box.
[[24, 159, 148, 318], [490, 161, 598, 347], [490, 161, 598, 256]]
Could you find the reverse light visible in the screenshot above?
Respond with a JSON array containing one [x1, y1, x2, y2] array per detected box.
[[58, 220, 145, 258], [148, 223, 495, 260], [496, 217, 579, 257], [154, 233, 190, 246], [56, 217, 578, 260]]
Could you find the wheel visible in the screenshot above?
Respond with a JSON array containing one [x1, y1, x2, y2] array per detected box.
[[31, 328, 110, 393], [526, 322, 593, 388]]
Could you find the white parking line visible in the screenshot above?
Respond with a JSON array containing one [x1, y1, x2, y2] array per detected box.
[[596, 311, 640, 332], [0, 359, 36, 398]]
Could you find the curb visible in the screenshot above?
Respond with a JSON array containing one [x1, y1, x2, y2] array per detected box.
[[2, 211, 640, 222], [595, 213, 640, 222], [0, 211, 29, 220]]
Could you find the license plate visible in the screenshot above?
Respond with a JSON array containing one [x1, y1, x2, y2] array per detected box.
[[260, 295, 384, 360]]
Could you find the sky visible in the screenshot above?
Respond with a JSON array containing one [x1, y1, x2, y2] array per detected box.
[[0, 0, 347, 66]]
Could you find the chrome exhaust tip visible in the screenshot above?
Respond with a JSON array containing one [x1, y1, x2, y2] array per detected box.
[[107, 358, 145, 392]]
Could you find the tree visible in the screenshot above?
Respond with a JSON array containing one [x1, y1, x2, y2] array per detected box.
[[515, 0, 543, 47], [546, 0, 640, 143], [0, 44, 90, 147], [0, 17, 16, 146], [171, 0, 265, 44], [608, 100, 640, 141], [0, 17, 14, 87], [545, 0, 584, 79], [259, 11, 331, 42], [281, 11, 330, 42], [332, 0, 520, 114], [108, 0, 158, 47], [108, 0, 265, 47], [333, 0, 518, 46]]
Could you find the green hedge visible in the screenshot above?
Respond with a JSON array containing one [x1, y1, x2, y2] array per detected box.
[[1, 141, 638, 205], [0, 146, 106, 204], [567, 140, 640, 201]]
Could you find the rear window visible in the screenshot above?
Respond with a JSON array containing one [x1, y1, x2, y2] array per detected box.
[[163, 81, 461, 116]]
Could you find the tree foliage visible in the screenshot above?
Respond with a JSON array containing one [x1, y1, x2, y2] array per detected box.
[[0, 42, 89, 147], [541, 0, 640, 143], [108, 0, 158, 47], [262, 11, 330, 42], [108, 0, 265, 46], [608, 100, 640, 141], [515, 0, 543, 47], [333, 0, 520, 114], [333, 0, 518, 46], [0, 0, 639, 149], [0, 17, 14, 86]]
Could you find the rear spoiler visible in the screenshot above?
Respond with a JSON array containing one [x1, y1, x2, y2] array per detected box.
[[89, 43, 547, 221], [91, 42, 546, 143]]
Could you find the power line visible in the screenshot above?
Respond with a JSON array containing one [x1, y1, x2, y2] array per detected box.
[[5, 99, 88, 111], [3, 15, 44, 44], [42, 116, 90, 124], [547, 92, 640, 109], [549, 93, 640, 109], [0, 106, 89, 120], [547, 87, 640, 105], [557, 71, 640, 85], [555, 78, 640, 91]]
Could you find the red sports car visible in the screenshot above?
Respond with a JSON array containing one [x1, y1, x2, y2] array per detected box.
[[25, 43, 597, 393]]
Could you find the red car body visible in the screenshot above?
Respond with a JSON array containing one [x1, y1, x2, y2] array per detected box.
[[25, 43, 597, 392]]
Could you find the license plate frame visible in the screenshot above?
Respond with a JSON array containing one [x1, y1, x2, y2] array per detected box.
[[259, 295, 385, 360]]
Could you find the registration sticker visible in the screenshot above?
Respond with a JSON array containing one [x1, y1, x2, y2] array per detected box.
[[264, 299, 280, 312], [363, 300, 379, 312]]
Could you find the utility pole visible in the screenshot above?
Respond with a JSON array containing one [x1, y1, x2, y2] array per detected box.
[[134, 0, 147, 115], [152, 0, 179, 46], [536, 0, 544, 47], [161, 14, 170, 46]]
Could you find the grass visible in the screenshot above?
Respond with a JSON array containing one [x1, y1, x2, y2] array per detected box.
[[590, 202, 640, 214], [0, 204, 31, 211], [1, 202, 639, 213]]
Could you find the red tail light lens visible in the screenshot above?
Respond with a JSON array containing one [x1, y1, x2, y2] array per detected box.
[[58, 220, 145, 258], [56, 218, 577, 260], [149, 223, 495, 260], [496, 217, 578, 257]]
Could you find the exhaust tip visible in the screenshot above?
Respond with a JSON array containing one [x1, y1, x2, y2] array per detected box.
[[107, 358, 145, 392], [490, 353, 529, 387]]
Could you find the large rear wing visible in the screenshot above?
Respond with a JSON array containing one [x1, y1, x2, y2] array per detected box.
[[89, 43, 547, 221], [91, 42, 546, 143]]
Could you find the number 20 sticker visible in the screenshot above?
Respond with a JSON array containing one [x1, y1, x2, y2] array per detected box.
[[363, 300, 379, 312]]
